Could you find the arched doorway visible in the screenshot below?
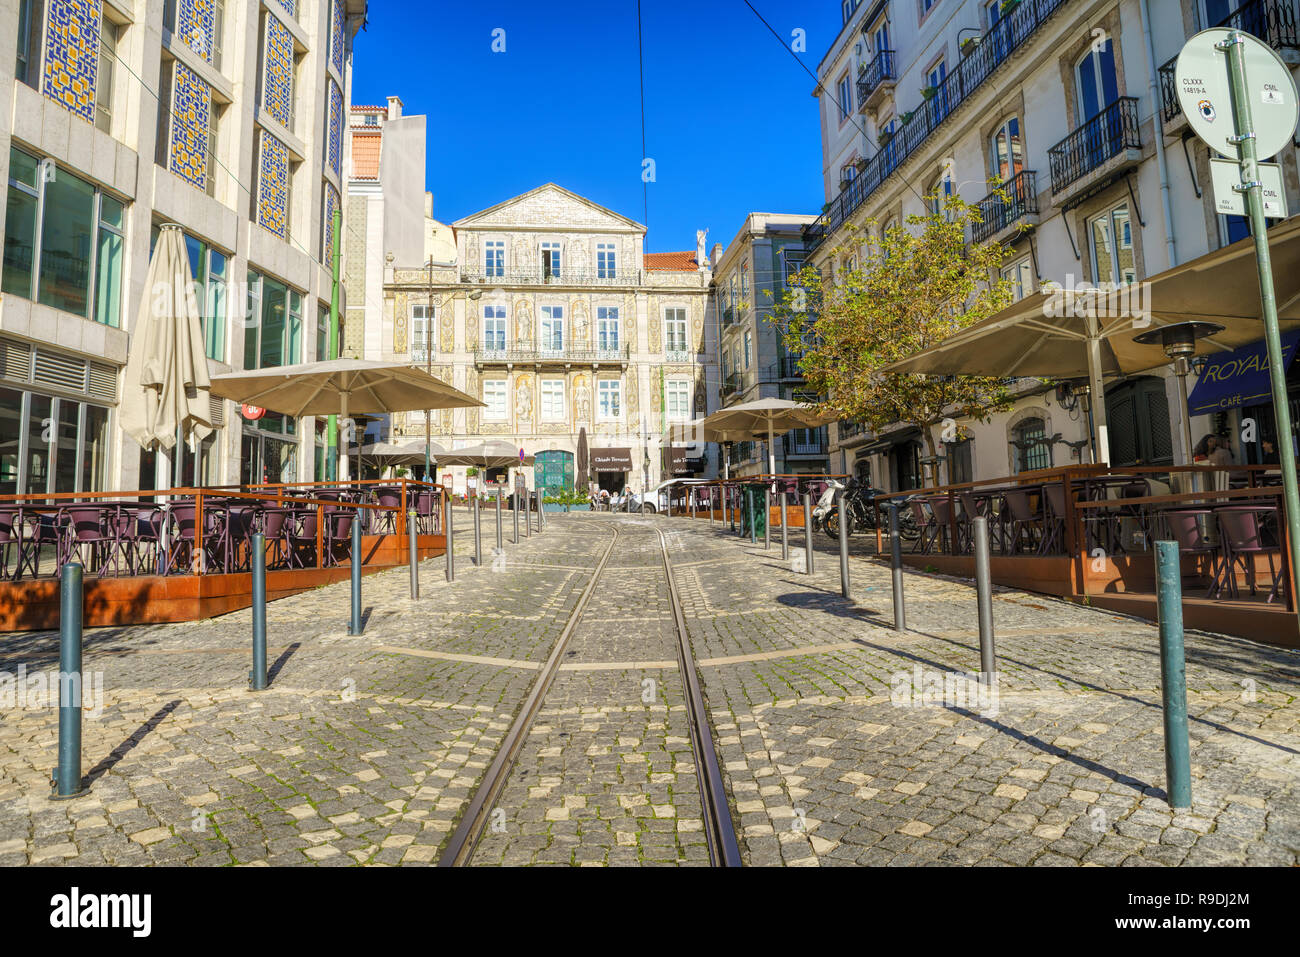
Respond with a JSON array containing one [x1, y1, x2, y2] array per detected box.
[[1105, 376, 1173, 467], [534, 450, 574, 497]]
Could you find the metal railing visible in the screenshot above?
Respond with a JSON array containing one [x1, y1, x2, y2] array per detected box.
[[1047, 97, 1141, 195], [1158, 0, 1299, 124], [784, 430, 827, 456], [471, 344, 631, 364], [460, 269, 643, 286], [804, 0, 1073, 255], [856, 50, 897, 106], [972, 170, 1039, 244], [722, 371, 744, 396]]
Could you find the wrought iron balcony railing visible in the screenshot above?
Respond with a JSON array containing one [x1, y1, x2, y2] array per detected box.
[[837, 419, 870, 441], [804, 0, 1072, 256], [971, 170, 1039, 244], [1047, 97, 1141, 195], [1158, 0, 1299, 125], [722, 371, 744, 396], [784, 429, 827, 456], [471, 344, 630, 365], [664, 348, 693, 363], [460, 269, 643, 286], [856, 50, 897, 108]]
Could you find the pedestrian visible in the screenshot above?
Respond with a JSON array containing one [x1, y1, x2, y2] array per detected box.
[[1262, 437, 1280, 465], [1192, 434, 1216, 463]]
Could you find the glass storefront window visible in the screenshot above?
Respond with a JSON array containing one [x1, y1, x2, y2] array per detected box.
[[6, 391, 113, 495], [54, 400, 80, 493], [38, 167, 96, 316], [0, 388, 22, 495], [3, 151, 39, 298], [25, 394, 51, 495], [95, 196, 124, 328], [245, 271, 302, 369], [81, 405, 111, 492]]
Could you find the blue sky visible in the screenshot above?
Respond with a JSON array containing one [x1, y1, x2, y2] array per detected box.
[[352, 1, 842, 253]]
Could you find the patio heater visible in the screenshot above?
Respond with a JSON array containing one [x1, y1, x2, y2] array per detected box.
[[1133, 321, 1225, 469]]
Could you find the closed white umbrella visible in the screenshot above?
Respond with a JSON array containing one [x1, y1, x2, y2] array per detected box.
[[120, 224, 213, 483]]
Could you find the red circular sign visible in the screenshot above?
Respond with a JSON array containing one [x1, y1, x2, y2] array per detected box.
[[241, 404, 266, 421]]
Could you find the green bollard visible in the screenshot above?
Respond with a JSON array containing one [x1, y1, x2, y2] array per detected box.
[[251, 533, 267, 689], [52, 563, 87, 799], [1155, 540, 1191, 809]]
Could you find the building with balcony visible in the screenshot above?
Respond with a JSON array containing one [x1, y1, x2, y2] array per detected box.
[[809, 0, 1300, 491], [0, 0, 368, 495], [709, 212, 829, 477], [379, 183, 720, 496]]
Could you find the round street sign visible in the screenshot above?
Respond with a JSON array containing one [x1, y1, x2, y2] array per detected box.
[[1175, 28, 1299, 159], [241, 403, 266, 421]]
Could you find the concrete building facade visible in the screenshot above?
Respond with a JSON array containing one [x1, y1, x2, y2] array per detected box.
[[0, 0, 366, 496], [377, 183, 720, 496], [808, 0, 1300, 491]]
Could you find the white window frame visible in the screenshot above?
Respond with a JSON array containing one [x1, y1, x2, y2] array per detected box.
[[666, 379, 691, 421], [483, 304, 507, 351], [541, 379, 565, 422], [664, 307, 688, 355], [1002, 257, 1034, 301], [596, 306, 620, 352], [540, 305, 564, 353], [597, 379, 621, 420], [836, 72, 853, 121], [484, 239, 505, 277], [540, 241, 562, 280], [483, 379, 507, 420], [1088, 202, 1136, 286], [596, 241, 616, 279], [411, 303, 434, 358]]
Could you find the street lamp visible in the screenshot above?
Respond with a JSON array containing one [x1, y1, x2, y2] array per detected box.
[[1134, 321, 1225, 469]]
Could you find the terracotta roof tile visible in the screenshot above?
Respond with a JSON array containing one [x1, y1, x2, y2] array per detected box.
[[644, 251, 698, 271], [351, 133, 381, 180]]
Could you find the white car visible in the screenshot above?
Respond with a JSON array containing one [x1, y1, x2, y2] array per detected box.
[[627, 478, 713, 514]]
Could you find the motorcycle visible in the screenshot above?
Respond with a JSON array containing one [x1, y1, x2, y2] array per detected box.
[[810, 480, 843, 533], [822, 479, 919, 541]]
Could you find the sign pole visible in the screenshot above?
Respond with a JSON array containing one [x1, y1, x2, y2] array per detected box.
[[1221, 29, 1300, 603]]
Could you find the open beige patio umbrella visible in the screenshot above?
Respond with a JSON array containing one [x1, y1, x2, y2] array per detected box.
[[358, 439, 446, 473], [209, 359, 482, 481], [880, 217, 1300, 464], [120, 224, 213, 485], [698, 398, 835, 477]]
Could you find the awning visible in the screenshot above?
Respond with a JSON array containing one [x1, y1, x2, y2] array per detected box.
[[662, 445, 688, 476], [592, 447, 633, 471], [858, 427, 921, 457], [1187, 330, 1300, 415]]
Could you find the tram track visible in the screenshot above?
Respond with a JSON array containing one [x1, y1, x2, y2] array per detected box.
[[438, 516, 740, 867]]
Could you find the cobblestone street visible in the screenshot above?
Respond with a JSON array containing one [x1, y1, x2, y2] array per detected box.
[[1, 511, 1298, 866]]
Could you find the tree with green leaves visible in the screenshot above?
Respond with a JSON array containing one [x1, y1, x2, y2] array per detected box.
[[772, 192, 1018, 484]]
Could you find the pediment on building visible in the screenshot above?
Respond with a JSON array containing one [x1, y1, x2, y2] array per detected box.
[[454, 183, 644, 233]]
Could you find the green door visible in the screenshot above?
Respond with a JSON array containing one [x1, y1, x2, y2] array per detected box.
[[535, 450, 574, 496]]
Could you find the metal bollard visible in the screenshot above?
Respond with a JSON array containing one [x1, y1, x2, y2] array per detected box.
[[348, 515, 363, 635], [251, 535, 268, 689], [749, 491, 757, 544], [496, 490, 503, 550], [535, 491, 542, 532], [889, 503, 906, 631], [408, 511, 420, 599], [763, 487, 771, 550], [780, 492, 789, 561], [1155, 540, 1192, 808], [445, 495, 455, 582], [709, 489, 715, 526], [973, 517, 996, 675], [524, 490, 532, 538], [802, 492, 814, 574], [513, 491, 520, 544], [52, 563, 86, 799], [838, 494, 850, 598], [473, 496, 482, 566]]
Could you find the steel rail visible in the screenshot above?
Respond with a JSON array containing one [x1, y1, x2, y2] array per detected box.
[[655, 526, 743, 867], [438, 523, 623, 866]]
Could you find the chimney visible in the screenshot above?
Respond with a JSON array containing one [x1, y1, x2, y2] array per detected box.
[[425, 191, 433, 219], [710, 243, 723, 268], [386, 95, 404, 120]]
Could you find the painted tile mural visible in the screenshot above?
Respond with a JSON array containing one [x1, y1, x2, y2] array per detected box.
[[323, 182, 340, 259], [177, 0, 217, 64], [330, 0, 345, 77], [258, 131, 290, 239], [278, 0, 296, 15], [42, 0, 104, 124], [327, 80, 343, 179], [263, 16, 294, 128], [170, 62, 212, 191]]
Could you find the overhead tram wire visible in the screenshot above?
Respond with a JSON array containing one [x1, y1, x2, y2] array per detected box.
[[737, 0, 930, 210]]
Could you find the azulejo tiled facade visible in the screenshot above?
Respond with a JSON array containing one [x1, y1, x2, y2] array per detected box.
[[278, 0, 297, 15], [170, 62, 212, 190], [330, 0, 345, 77], [177, 0, 217, 63], [41, 0, 103, 124], [326, 80, 343, 179], [323, 182, 340, 258], [263, 16, 294, 129], [258, 130, 290, 239]]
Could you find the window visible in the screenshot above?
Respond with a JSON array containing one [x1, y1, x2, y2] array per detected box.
[[990, 117, 1023, 183], [244, 271, 302, 369], [16, 0, 44, 88], [206, 102, 224, 198], [985, 0, 1002, 27], [872, 23, 890, 54], [741, 260, 750, 300], [836, 73, 853, 120], [213, 0, 225, 71], [3, 149, 125, 327], [842, 0, 859, 23], [150, 225, 228, 360], [598, 379, 621, 420], [1076, 40, 1119, 123], [1013, 417, 1051, 472], [0, 387, 111, 495], [363, 114, 378, 126], [1002, 258, 1034, 301], [485, 240, 505, 277], [729, 274, 738, 312], [483, 379, 507, 420], [541, 306, 564, 352], [596, 307, 619, 351], [411, 303, 433, 358], [483, 304, 507, 351], [1088, 202, 1135, 286], [947, 438, 973, 484], [96, 17, 118, 134], [596, 242, 616, 279], [541, 379, 565, 421], [664, 307, 688, 354], [922, 0, 937, 12], [666, 380, 690, 421], [928, 169, 954, 218], [743, 330, 752, 369], [927, 60, 948, 119], [317, 302, 330, 361], [541, 241, 562, 281]]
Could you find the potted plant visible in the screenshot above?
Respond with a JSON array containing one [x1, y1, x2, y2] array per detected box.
[[960, 36, 979, 57], [1000, 0, 1020, 13], [920, 85, 938, 100]]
